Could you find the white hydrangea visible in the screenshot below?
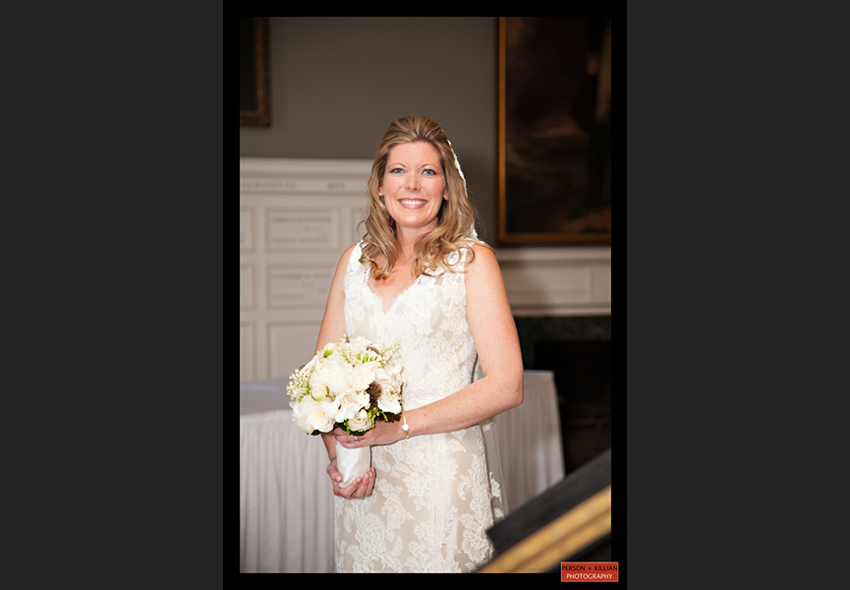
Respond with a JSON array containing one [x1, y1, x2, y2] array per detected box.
[[291, 395, 337, 434], [349, 363, 376, 392]]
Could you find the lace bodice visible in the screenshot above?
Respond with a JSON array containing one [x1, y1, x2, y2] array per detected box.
[[343, 243, 478, 410], [334, 243, 502, 573]]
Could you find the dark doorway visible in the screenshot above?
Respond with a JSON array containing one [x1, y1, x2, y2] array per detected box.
[[534, 340, 611, 475]]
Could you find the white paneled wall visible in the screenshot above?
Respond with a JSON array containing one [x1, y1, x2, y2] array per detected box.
[[240, 158, 374, 381], [495, 247, 611, 317], [240, 158, 611, 382]]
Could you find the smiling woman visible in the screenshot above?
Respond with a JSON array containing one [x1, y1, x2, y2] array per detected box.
[[308, 115, 525, 572], [362, 116, 479, 281], [379, 141, 448, 241]]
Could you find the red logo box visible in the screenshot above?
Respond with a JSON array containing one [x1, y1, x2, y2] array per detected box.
[[561, 562, 618, 582]]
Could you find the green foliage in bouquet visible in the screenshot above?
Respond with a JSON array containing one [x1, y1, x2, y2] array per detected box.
[[287, 335, 406, 436]]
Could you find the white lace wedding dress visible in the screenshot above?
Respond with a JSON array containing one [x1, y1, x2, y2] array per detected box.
[[335, 242, 504, 573]]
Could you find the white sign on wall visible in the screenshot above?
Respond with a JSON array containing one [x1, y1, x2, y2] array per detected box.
[[267, 209, 338, 251], [267, 266, 335, 308]]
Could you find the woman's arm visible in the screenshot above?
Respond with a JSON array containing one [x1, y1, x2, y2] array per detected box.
[[314, 244, 355, 354], [316, 244, 376, 498], [338, 243, 523, 447]]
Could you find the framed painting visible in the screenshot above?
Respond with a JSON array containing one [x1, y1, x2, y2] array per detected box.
[[240, 17, 271, 127], [498, 17, 611, 245]]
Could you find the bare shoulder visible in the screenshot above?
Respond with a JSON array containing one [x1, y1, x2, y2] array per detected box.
[[326, 243, 361, 290], [465, 242, 501, 278], [464, 242, 508, 303], [336, 243, 359, 269], [342, 242, 359, 260]]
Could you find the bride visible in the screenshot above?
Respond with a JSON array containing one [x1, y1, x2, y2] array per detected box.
[[314, 115, 524, 572]]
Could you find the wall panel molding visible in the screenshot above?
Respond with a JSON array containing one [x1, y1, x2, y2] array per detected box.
[[240, 158, 373, 380], [495, 247, 611, 317]]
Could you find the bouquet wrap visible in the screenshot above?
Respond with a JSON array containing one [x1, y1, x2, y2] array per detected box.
[[335, 442, 371, 489], [287, 335, 406, 490]]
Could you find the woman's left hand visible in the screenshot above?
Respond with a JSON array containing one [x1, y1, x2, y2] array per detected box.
[[334, 420, 405, 449]]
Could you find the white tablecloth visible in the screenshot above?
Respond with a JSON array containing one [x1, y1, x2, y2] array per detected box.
[[495, 370, 565, 514], [239, 370, 563, 573]]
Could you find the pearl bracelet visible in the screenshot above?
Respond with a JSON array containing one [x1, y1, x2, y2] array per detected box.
[[401, 411, 410, 439]]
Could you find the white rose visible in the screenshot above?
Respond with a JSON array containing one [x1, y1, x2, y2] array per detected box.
[[346, 408, 374, 433], [291, 396, 336, 434], [334, 389, 370, 424], [376, 392, 401, 415], [290, 396, 308, 432]]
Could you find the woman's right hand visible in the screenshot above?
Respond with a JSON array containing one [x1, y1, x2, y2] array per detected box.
[[326, 457, 375, 498]]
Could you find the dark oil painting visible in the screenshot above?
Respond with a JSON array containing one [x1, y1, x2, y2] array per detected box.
[[498, 17, 611, 245]]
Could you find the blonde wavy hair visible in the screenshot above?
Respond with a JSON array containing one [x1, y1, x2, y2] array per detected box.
[[360, 115, 484, 280]]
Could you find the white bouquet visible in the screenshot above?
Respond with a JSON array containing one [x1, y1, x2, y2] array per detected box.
[[287, 334, 405, 487]]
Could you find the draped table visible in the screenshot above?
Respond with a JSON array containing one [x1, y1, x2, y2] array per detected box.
[[239, 370, 564, 573]]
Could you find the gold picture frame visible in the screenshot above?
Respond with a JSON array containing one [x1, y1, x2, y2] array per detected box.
[[240, 17, 271, 127], [498, 17, 611, 245]]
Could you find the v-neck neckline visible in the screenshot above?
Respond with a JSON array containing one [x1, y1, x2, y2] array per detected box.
[[365, 270, 421, 314]]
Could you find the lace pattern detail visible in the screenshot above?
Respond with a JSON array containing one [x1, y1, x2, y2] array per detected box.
[[335, 243, 503, 572]]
